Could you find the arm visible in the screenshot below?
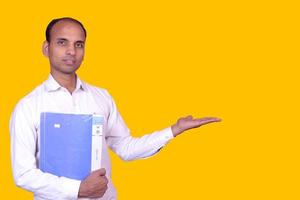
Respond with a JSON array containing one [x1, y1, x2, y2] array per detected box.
[[105, 92, 221, 161], [10, 101, 80, 199], [10, 101, 108, 199], [105, 94, 174, 161]]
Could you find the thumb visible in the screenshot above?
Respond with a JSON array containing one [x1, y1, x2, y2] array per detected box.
[[186, 115, 193, 120], [92, 168, 106, 176]]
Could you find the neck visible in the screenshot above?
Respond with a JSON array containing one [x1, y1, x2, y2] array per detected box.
[[50, 71, 77, 94]]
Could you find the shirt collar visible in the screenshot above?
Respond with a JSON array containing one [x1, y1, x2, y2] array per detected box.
[[44, 74, 87, 92]]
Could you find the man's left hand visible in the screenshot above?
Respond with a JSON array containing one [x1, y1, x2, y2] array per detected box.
[[171, 116, 221, 137]]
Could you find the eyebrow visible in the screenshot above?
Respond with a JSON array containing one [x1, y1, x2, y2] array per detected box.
[[56, 38, 85, 43], [56, 38, 68, 41]]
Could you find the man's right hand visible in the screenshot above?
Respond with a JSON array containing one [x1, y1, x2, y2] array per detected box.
[[78, 168, 108, 198]]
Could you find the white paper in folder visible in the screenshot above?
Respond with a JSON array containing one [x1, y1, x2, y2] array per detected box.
[[91, 114, 103, 171]]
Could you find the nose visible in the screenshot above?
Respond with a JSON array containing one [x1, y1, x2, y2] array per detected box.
[[66, 44, 76, 56]]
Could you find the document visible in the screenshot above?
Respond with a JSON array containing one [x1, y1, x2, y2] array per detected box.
[[39, 112, 103, 180]]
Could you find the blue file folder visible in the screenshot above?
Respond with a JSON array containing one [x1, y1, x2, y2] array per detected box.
[[40, 112, 94, 180]]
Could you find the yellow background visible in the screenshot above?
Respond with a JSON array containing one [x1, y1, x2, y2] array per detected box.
[[1, 0, 299, 199]]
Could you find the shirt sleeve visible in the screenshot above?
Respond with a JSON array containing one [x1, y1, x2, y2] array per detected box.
[[105, 93, 174, 161], [9, 100, 81, 200]]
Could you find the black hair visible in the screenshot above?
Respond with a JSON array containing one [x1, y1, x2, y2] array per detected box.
[[45, 17, 87, 42]]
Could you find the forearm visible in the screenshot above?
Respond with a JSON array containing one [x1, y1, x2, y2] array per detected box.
[[108, 127, 174, 161], [13, 165, 81, 200]]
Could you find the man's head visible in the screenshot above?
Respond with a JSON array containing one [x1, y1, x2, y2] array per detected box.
[[43, 17, 87, 76]]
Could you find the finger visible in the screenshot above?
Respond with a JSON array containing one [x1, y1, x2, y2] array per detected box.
[[98, 168, 106, 176], [185, 115, 193, 120], [195, 117, 221, 122], [93, 168, 106, 176], [186, 118, 220, 127], [196, 118, 221, 125], [98, 175, 109, 185], [101, 176, 109, 185]]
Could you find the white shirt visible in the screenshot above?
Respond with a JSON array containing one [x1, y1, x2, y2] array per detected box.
[[10, 75, 174, 200]]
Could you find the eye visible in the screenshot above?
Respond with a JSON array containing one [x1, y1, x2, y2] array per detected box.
[[57, 40, 66, 45], [75, 43, 84, 48]]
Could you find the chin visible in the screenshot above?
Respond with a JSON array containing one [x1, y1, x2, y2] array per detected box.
[[63, 65, 80, 73], [63, 71, 77, 75]]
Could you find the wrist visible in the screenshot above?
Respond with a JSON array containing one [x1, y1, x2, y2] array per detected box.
[[78, 181, 87, 198], [171, 124, 181, 137]]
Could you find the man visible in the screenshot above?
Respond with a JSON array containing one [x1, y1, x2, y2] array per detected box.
[[10, 17, 221, 200]]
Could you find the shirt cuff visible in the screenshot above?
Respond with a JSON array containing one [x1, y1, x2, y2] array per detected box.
[[60, 177, 81, 199], [158, 127, 174, 144]]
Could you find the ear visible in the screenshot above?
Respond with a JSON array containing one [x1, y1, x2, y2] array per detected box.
[[42, 41, 49, 57]]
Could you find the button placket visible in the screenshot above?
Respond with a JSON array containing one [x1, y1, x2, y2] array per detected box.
[[62, 88, 75, 112], [71, 92, 80, 112]]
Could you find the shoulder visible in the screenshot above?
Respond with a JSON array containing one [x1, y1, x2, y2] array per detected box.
[[82, 81, 113, 100], [12, 83, 44, 115]]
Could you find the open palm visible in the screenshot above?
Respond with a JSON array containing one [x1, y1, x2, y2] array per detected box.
[[171, 115, 221, 136]]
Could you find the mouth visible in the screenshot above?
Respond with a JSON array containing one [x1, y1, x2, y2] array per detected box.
[[62, 58, 76, 65]]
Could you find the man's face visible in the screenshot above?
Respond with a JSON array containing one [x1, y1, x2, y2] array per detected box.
[[43, 20, 86, 75]]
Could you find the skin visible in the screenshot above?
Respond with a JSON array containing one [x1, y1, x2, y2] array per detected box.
[[42, 20, 107, 198], [42, 19, 221, 198], [42, 19, 85, 93], [171, 115, 221, 137]]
